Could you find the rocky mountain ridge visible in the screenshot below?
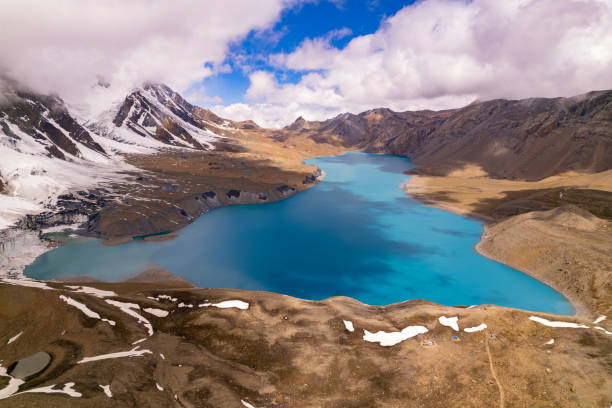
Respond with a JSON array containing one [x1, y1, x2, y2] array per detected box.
[[279, 90, 612, 180], [0, 81, 233, 231], [0, 88, 107, 161], [100, 83, 219, 150]]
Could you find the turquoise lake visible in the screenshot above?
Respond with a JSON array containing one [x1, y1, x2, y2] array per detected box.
[[25, 153, 573, 314]]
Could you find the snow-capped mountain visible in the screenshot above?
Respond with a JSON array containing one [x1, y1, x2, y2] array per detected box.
[[88, 83, 220, 151], [0, 81, 223, 230], [0, 89, 108, 161], [0, 87, 116, 229]]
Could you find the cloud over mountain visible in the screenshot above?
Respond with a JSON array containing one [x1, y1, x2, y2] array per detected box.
[[213, 0, 612, 127], [0, 0, 294, 109]]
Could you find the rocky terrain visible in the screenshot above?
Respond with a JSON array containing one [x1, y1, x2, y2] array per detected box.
[[0, 277, 610, 407], [0, 80, 213, 231], [274, 90, 612, 181]]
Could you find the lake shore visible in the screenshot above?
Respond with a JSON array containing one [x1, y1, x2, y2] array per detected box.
[[402, 169, 612, 319], [22, 153, 574, 317]]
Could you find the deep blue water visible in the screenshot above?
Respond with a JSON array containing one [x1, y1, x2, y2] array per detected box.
[[25, 153, 573, 314]]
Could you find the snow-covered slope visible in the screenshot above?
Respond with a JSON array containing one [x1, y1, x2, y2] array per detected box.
[[86, 83, 220, 152], [0, 88, 126, 229], [0, 82, 222, 230]]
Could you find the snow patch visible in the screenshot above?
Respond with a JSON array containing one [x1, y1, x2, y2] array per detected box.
[[439, 316, 459, 331], [41, 223, 84, 234], [343, 320, 355, 332], [593, 315, 606, 324], [544, 339, 555, 345], [105, 299, 153, 336], [0, 195, 41, 231], [177, 302, 193, 308], [19, 382, 82, 398], [59, 295, 115, 326], [147, 294, 178, 302], [529, 316, 589, 328], [7, 331, 23, 345], [156, 383, 164, 391], [143, 308, 169, 317], [463, 323, 487, 333], [199, 300, 249, 310], [241, 399, 257, 408], [0, 363, 24, 400], [66, 285, 117, 298], [363, 326, 428, 346], [594, 326, 612, 335], [77, 346, 152, 364], [2, 278, 52, 290], [99, 384, 112, 397]]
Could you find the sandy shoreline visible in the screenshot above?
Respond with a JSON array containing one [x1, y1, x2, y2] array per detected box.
[[407, 193, 589, 318], [398, 187, 587, 317], [402, 173, 612, 319], [475, 227, 588, 318]]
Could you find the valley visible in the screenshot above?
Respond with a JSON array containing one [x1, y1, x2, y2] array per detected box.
[[2, 1, 612, 406], [0, 83, 611, 407]]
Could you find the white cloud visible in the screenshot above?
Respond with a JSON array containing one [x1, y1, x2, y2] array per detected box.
[[183, 82, 225, 105], [246, 71, 280, 99], [214, 0, 612, 128], [0, 0, 295, 112], [269, 27, 351, 70]]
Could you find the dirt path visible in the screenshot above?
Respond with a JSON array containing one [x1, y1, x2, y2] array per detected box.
[[485, 331, 505, 408]]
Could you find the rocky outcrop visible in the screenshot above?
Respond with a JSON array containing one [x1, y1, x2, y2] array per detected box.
[[16, 188, 115, 232], [87, 181, 309, 239], [193, 106, 230, 127], [302, 168, 323, 185], [0, 229, 52, 278], [0, 87, 106, 160]]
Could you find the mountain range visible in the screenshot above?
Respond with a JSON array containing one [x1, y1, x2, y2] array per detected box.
[[1, 81, 611, 231], [0, 81, 243, 229], [278, 90, 612, 180], [1, 81, 611, 408]]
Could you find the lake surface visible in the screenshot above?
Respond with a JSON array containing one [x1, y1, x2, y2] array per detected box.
[[26, 153, 573, 314]]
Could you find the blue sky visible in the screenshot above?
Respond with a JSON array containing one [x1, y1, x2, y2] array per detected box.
[[192, 0, 414, 106]]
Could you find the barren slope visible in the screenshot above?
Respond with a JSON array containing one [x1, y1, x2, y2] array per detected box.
[[477, 206, 612, 318], [275, 90, 612, 180], [0, 279, 610, 407]]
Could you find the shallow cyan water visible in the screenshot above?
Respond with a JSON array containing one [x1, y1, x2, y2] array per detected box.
[[26, 153, 573, 314]]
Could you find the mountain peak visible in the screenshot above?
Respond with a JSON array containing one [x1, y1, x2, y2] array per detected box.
[[109, 82, 219, 150], [285, 116, 308, 131]]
